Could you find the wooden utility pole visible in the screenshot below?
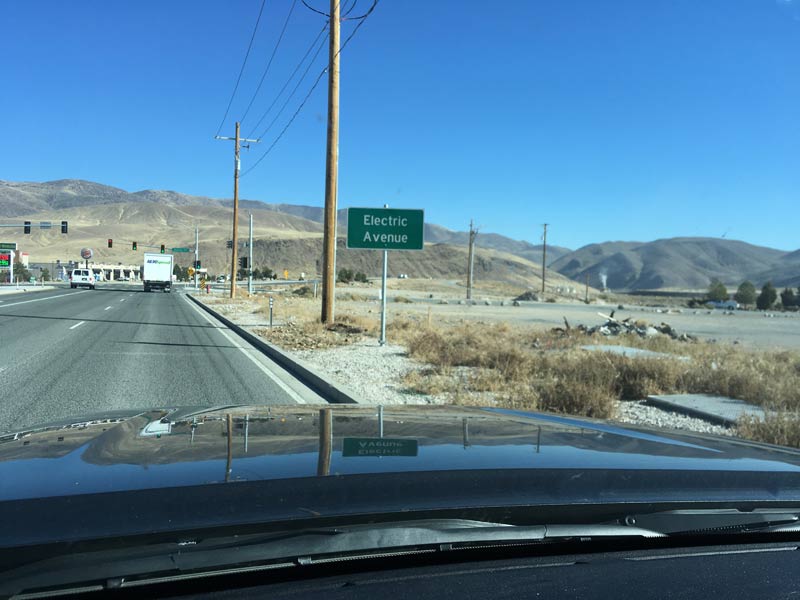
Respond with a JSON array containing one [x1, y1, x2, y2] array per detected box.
[[585, 272, 589, 303], [540, 223, 548, 295], [321, 0, 341, 323], [231, 122, 241, 299], [215, 122, 258, 299], [467, 220, 478, 300]]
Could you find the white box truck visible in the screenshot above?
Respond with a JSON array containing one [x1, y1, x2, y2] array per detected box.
[[142, 253, 174, 293]]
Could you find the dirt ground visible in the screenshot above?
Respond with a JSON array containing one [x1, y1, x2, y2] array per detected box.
[[203, 279, 800, 351]]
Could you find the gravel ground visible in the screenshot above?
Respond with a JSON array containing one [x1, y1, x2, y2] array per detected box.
[[612, 400, 733, 436], [292, 340, 448, 406], [196, 294, 739, 436]]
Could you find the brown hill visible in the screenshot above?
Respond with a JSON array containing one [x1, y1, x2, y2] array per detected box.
[[551, 237, 791, 291]]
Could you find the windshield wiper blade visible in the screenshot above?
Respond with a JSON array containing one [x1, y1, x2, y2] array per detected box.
[[2, 519, 663, 598], [621, 509, 800, 535]]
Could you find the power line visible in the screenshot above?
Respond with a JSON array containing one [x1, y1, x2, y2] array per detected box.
[[239, 0, 299, 126], [254, 27, 329, 141], [245, 22, 329, 139], [241, 0, 379, 178], [214, 0, 267, 137]]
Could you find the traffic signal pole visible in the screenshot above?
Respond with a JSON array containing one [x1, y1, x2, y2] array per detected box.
[[194, 226, 199, 290]]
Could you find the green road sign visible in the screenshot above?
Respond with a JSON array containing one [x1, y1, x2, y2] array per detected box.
[[342, 437, 419, 458], [0, 254, 10, 268], [171, 247, 191, 253], [346, 208, 424, 251], [0, 242, 17, 251]]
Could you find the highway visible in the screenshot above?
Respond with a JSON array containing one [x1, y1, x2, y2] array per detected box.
[[0, 285, 325, 432]]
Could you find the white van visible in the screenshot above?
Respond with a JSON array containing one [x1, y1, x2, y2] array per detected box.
[[69, 269, 96, 290]]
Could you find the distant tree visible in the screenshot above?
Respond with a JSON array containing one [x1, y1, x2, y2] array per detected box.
[[40, 268, 51, 282], [337, 268, 354, 283], [780, 287, 797, 308], [12, 260, 31, 282], [173, 264, 186, 281], [251, 267, 262, 280], [354, 271, 369, 283], [756, 282, 778, 310], [734, 281, 756, 306], [707, 279, 729, 302]]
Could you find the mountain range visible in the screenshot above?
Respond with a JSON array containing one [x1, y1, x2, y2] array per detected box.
[[2, 178, 797, 291]]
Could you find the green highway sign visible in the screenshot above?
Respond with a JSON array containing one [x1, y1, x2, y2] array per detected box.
[[342, 437, 419, 458], [171, 247, 191, 252], [346, 208, 424, 251], [0, 242, 17, 251]]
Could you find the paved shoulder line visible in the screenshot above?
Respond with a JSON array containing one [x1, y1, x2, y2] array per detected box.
[[0, 290, 90, 309], [182, 295, 308, 405], [185, 294, 359, 404]]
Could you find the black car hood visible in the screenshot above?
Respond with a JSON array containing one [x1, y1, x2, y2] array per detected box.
[[3, 404, 800, 548]]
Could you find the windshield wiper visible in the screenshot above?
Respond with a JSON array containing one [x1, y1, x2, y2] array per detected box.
[[2, 519, 663, 598], [10, 512, 800, 598], [620, 509, 800, 535]]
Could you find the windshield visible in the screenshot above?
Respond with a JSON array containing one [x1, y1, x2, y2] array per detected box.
[[2, 0, 800, 586]]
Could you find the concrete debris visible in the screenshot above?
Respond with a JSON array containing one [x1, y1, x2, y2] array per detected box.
[[553, 312, 697, 342]]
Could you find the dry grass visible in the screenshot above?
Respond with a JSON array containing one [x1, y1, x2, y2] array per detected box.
[[737, 413, 800, 448], [399, 323, 800, 427]]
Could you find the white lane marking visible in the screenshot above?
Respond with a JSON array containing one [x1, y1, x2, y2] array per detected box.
[[182, 295, 306, 404], [0, 290, 89, 309], [104, 306, 112, 311], [69, 321, 86, 330], [120, 298, 125, 302]]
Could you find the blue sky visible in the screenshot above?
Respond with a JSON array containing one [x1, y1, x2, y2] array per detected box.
[[2, 0, 799, 250]]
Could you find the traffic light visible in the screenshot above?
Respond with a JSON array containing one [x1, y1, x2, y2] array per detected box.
[[160, 244, 165, 254], [239, 257, 249, 269], [132, 241, 137, 250], [226, 240, 233, 249], [107, 239, 113, 248], [24, 221, 31, 234], [61, 221, 68, 234], [195, 260, 201, 268]]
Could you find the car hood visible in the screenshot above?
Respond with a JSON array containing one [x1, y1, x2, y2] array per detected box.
[[4, 404, 800, 547]]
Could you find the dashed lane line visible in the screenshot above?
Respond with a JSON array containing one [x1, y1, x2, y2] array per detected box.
[[0, 290, 89, 309], [69, 321, 86, 330]]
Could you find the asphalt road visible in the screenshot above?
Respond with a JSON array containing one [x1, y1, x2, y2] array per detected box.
[[0, 285, 325, 432]]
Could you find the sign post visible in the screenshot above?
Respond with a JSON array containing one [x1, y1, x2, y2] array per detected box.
[[346, 206, 424, 345]]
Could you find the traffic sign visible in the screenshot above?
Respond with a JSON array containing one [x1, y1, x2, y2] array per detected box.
[[346, 208, 424, 250], [342, 437, 419, 458], [0, 254, 10, 268], [171, 247, 190, 252], [0, 242, 17, 251]]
